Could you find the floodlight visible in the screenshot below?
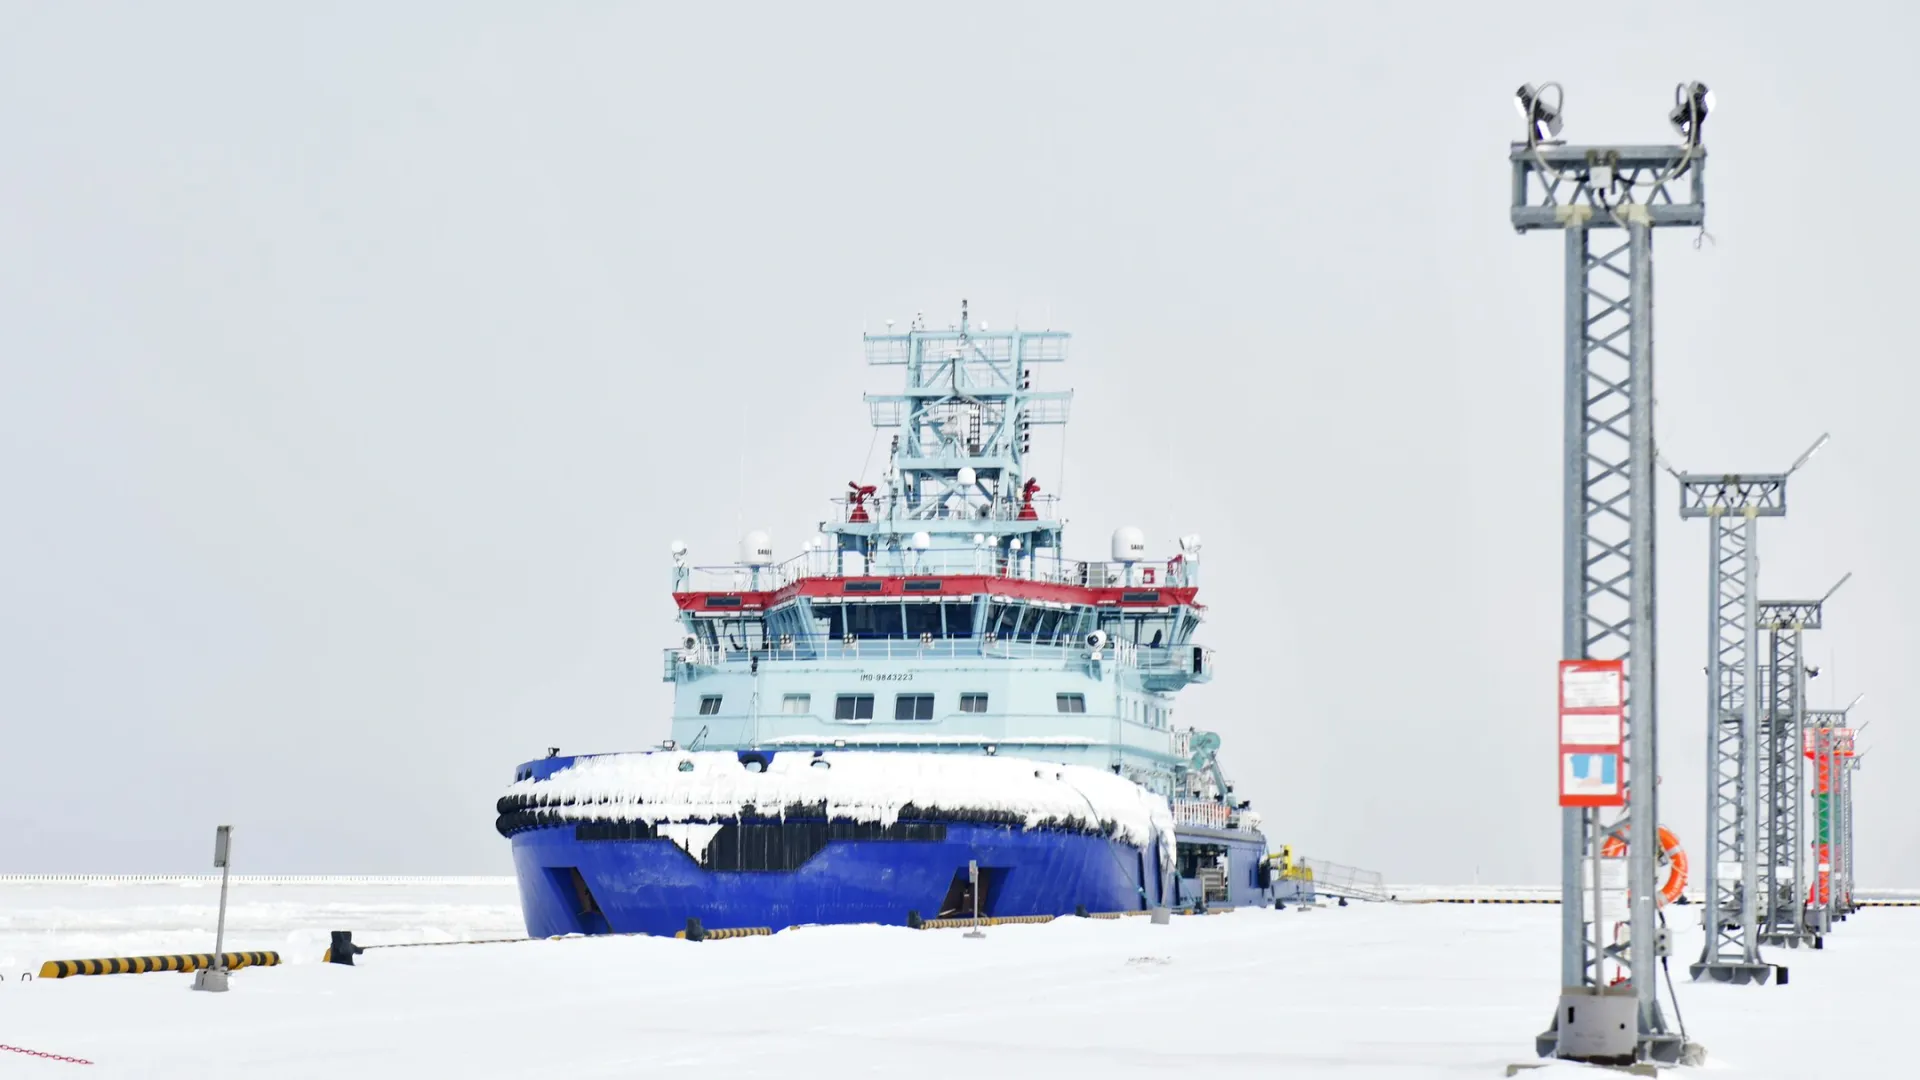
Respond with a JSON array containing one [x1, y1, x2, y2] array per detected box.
[[1669, 81, 1713, 145], [1515, 83, 1564, 144]]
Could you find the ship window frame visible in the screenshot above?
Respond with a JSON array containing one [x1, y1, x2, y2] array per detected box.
[[903, 602, 943, 640], [943, 601, 976, 638], [781, 693, 810, 715], [834, 694, 875, 721], [959, 692, 989, 714], [1056, 693, 1087, 714], [698, 695, 723, 716], [894, 693, 935, 721]]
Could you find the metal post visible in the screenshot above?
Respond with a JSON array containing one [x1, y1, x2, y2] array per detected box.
[[964, 859, 984, 938], [1673, 446, 1826, 978], [1817, 728, 1833, 933], [1511, 106, 1709, 1065], [1624, 218, 1661, 1021], [1557, 225, 1589, 995], [1739, 512, 1761, 962], [1804, 708, 1849, 933], [1754, 588, 1838, 950], [1844, 756, 1859, 911], [192, 825, 233, 992], [1791, 656, 1807, 937], [1835, 743, 1852, 915], [1683, 497, 1777, 984]]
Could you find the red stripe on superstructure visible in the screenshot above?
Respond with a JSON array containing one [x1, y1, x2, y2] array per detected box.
[[674, 576, 1199, 611]]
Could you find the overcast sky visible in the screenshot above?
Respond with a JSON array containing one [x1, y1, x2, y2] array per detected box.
[[3, 2, 1914, 883]]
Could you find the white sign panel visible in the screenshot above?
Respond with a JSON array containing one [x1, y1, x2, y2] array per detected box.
[[1561, 751, 1621, 800], [1560, 712, 1623, 747], [1561, 667, 1623, 709]]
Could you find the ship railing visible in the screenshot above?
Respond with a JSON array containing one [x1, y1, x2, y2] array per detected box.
[[833, 493, 1064, 525], [675, 549, 1195, 593], [1299, 859, 1389, 902], [1171, 798, 1261, 832], [663, 637, 1195, 670]]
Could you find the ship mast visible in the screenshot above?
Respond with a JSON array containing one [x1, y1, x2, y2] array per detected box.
[[829, 301, 1073, 574]]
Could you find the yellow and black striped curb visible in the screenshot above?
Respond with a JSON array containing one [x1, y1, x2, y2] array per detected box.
[[917, 913, 1059, 929], [38, 952, 279, 979], [672, 926, 772, 940], [1857, 900, 1920, 907]]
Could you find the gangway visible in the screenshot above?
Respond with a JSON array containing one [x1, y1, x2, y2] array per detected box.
[[1300, 859, 1387, 902]]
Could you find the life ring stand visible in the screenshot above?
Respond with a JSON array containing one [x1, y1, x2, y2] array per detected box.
[[1600, 825, 1689, 906]]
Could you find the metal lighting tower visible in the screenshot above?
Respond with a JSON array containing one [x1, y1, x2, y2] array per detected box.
[[1673, 437, 1823, 984], [1755, 575, 1849, 949], [1510, 80, 1709, 1066], [1840, 747, 1864, 913], [1804, 698, 1861, 932]]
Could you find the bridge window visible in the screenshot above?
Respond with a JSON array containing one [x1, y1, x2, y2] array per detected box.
[[1127, 615, 1175, 648], [844, 604, 903, 640], [946, 601, 975, 637], [894, 694, 935, 721], [1056, 693, 1087, 714], [781, 694, 810, 715], [987, 603, 1021, 638], [905, 603, 943, 640], [698, 695, 722, 716], [959, 693, 989, 714], [835, 694, 875, 721]]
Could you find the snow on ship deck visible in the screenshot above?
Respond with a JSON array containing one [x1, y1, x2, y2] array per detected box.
[[497, 750, 1203, 937], [500, 750, 1177, 853], [2, 879, 1915, 1078]]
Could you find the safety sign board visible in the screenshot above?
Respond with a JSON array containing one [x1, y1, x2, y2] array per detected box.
[[1559, 659, 1626, 808]]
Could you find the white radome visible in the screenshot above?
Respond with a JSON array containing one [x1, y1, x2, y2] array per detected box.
[[739, 530, 774, 567], [1112, 525, 1147, 562]]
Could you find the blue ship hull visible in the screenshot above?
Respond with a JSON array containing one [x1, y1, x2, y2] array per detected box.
[[508, 818, 1270, 938]]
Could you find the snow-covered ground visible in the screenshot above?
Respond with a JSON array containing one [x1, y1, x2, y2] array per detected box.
[[0, 878, 1911, 1077]]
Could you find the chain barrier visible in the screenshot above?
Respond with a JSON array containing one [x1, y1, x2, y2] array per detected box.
[[0, 1043, 94, 1066]]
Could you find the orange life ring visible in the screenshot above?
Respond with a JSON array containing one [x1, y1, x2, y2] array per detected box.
[[1600, 825, 1689, 906]]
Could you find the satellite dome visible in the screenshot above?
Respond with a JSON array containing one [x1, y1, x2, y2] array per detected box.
[[739, 530, 774, 567], [911, 531, 932, 551], [1112, 526, 1147, 563], [957, 466, 977, 487]]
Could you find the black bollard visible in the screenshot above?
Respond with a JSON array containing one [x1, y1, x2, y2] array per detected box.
[[685, 917, 707, 942], [1074, 904, 1088, 918], [1338, 896, 1348, 907], [907, 910, 923, 929], [327, 931, 365, 966]]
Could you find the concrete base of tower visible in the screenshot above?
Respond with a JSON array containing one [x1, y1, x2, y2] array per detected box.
[[1687, 959, 1777, 984]]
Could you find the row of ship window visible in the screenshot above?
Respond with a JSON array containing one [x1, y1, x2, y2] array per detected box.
[[695, 692, 1090, 720]]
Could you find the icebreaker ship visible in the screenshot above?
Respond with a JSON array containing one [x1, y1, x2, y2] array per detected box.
[[498, 304, 1274, 936]]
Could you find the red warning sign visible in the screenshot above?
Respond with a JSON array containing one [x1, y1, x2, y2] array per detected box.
[[1559, 659, 1626, 808]]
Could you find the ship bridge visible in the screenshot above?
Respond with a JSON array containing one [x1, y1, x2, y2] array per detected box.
[[660, 303, 1225, 805]]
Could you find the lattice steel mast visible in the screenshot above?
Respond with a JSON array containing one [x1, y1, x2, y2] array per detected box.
[[1672, 437, 1824, 984], [1755, 575, 1848, 950], [1510, 80, 1709, 1066], [1803, 699, 1861, 933]]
